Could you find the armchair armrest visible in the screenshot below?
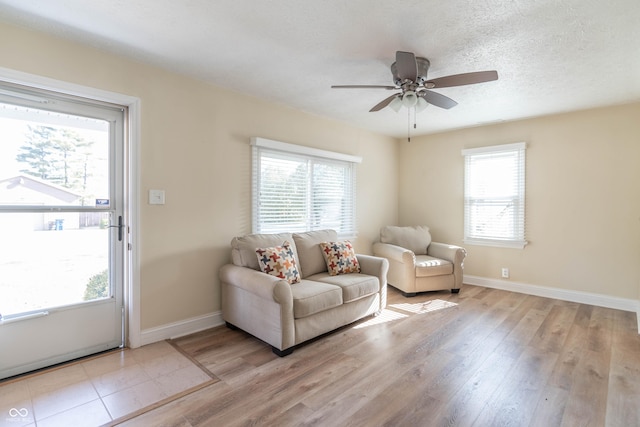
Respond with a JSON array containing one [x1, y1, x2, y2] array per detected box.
[[427, 242, 466, 266], [219, 264, 292, 304], [372, 242, 416, 265], [372, 242, 417, 294], [427, 242, 467, 289]]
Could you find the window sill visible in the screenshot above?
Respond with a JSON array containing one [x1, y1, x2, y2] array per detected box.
[[463, 238, 528, 249]]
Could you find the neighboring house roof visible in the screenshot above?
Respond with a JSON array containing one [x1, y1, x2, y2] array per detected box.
[[0, 175, 81, 204]]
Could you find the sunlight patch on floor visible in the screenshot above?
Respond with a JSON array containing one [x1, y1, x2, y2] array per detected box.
[[352, 308, 408, 329], [390, 299, 458, 315]]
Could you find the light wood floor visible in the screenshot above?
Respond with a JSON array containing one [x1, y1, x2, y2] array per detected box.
[[120, 285, 640, 426]]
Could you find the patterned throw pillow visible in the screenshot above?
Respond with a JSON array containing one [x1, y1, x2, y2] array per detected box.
[[255, 243, 301, 284], [319, 241, 361, 276]]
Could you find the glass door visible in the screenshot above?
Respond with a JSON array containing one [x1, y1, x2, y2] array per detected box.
[[0, 83, 125, 380]]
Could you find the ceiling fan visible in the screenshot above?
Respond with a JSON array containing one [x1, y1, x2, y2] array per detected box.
[[332, 51, 498, 113]]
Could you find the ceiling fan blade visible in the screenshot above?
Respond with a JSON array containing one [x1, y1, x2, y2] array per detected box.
[[331, 85, 397, 90], [421, 90, 458, 109], [369, 93, 400, 112], [395, 51, 417, 82], [425, 70, 498, 88]]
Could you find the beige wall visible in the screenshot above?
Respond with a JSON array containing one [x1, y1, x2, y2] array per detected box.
[[3, 19, 637, 333], [0, 22, 399, 330], [399, 103, 640, 301]]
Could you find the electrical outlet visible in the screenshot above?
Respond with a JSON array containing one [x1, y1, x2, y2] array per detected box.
[[501, 268, 509, 278]]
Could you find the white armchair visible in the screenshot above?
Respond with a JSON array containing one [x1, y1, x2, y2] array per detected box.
[[372, 225, 466, 297]]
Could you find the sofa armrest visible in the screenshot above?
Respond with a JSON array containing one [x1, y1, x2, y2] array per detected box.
[[219, 264, 292, 304], [356, 254, 389, 310], [356, 254, 389, 282], [219, 264, 295, 350]]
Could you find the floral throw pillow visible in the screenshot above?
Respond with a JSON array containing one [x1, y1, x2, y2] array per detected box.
[[319, 241, 361, 276], [255, 242, 301, 284]]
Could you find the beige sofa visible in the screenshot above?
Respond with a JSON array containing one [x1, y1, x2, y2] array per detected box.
[[219, 229, 389, 356], [373, 225, 466, 297]]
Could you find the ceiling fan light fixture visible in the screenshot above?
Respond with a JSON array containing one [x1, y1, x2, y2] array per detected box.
[[402, 91, 418, 108], [415, 96, 428, 113], [389, 96, 403, 112], [331, 51, 499, 115]]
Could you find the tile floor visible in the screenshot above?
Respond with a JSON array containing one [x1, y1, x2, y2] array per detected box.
[[0, 341, 214, 427]]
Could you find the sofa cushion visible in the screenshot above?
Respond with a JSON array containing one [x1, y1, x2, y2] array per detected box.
[[255, 243, 301, 284], [290, 280, 343, 319], [380, 225, 431, 255], [311, 272, 379, 303], [415, 255, 453, 277], [231, 233, 297, 271], [319, 241, 361, 276], [292, 229, 337, 278]]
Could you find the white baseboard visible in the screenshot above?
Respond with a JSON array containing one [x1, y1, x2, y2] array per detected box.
[[464, 275, 640, 334], [139, 311, 224, 347], [136, 278, 640, 346]]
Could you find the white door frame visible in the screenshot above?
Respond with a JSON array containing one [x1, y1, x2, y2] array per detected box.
[[0, 67, 142, 349]]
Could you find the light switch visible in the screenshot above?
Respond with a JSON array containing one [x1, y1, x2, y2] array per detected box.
[[149, 189, 165, 205]]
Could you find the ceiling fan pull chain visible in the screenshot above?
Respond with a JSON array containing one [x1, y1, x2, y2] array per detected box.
[[407, 108, 411, 142]]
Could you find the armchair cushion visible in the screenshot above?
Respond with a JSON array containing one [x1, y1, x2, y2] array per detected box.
[[415, 255, 453, 277], [380, 225, 431, 255]]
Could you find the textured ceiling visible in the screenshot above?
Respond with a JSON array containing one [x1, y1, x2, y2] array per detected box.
[[0, 0, 639, 137]]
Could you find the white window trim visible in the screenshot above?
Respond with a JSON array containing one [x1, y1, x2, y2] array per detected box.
[[251, 137, 362, 164], [251, 137, 361, 239], [462, 142, 528, 249], [463, 237, 527, 249], [461, 141, 526, 156]]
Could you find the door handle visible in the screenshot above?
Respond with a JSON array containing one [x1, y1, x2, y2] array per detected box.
[[109, 215, 124, 241]]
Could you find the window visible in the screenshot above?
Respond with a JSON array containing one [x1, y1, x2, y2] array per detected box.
[[252, 137, 361, 238], [462, 142, 527, 248]]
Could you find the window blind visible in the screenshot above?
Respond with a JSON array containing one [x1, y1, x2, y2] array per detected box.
[[462, 142, 527, 248], [251, 138, 360, 238]]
